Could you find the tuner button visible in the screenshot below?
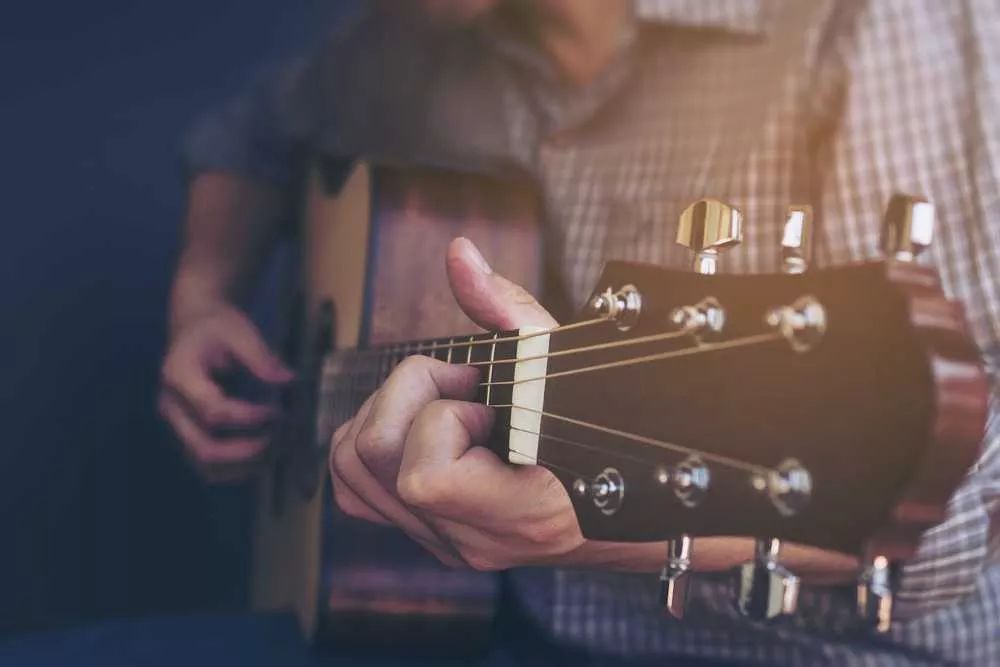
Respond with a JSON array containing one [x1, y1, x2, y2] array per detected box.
[[660, 535, 693, 619], [781, 205, 813, 274], [881, 194, 935, 262], [856, 555, 898, 634], [676, 199, 744, 275], [735, 538, 799, 622]]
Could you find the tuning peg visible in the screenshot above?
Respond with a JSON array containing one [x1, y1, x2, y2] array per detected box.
[[881, 194, 934, 262], [587, 284, 643, 331], [781, 205, 813, 274], [735, 538, 799, 622], [856, 555, 899, 634], [660, 535, 693, 619], [676, 199, 744, 274]]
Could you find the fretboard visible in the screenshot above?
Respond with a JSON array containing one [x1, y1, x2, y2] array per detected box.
[[315, 331, 520, 455]]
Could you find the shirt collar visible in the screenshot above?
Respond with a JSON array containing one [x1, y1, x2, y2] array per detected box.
[[633, 0, 769, 36]]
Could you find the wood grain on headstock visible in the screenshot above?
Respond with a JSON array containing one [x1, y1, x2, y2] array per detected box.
[[537, 260, 987, 560]]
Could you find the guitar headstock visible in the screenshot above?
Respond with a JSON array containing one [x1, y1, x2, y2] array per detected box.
[[495, 195, 988, 630]]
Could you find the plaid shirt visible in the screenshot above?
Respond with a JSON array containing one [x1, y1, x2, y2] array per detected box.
[[186, 1, 1000, 664]]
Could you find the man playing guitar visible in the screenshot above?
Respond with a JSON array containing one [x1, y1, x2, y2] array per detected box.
[[161, 1, 1000, 664]]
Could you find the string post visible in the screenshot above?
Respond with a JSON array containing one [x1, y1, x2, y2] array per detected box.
[[672, 455, 711, 507], [590, 467, 625, 516], [669, 297, 726, 340], [588, 284, 643, 331], [767, 458, 812, 517], [765, 296, 826, 353]]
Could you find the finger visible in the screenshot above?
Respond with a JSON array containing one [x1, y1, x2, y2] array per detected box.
[[224, 313, 295, 384], [399, 400, 560, 521], [354, 356, 478, 487], [332, 440, 464, 567], [330, 407, 460, 558], [446, 237, 557, 331], [159, 393, 269, 466], [330, 464, 392, 525], [328, 391, 378, 479], [329, 395, 389, 524], [163, 360, 278, 431]]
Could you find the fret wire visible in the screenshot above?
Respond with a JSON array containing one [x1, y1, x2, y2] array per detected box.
[[497, 403, 770, 476], [465, 335, 474, 365], [485, 332, 499, 406], [446, 337, 454, 364], [346, 317, 610, 361], [480, 332, 783, 388]]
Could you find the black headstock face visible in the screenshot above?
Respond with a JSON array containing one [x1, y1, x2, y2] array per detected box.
[[526, 260, 985, 558]]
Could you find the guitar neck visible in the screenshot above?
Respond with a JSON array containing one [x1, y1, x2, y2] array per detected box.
[[315, 330, 523, 453]]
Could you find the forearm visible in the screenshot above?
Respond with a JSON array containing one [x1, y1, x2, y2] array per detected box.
[[170, 171, 285, 336]]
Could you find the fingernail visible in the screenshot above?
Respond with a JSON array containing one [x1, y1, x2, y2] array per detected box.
[[464, 239, 492, 275]]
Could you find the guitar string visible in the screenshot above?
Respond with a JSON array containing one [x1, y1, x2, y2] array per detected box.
[[331, 330, 782, 387], [477, 331, 784, 388], [495, 403, 770, 476], [463, 328, 690, 368], [347, 316, 610, 359], [508, 424, 666, 468], [326, 332, 782, 477], [508, 446, 598, 483], [328, 326, 687, 379]]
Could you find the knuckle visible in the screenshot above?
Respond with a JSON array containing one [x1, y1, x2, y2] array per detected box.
[[332, 421, 352, 448], [354, 425, 395, 461], [397, 470, 444, 509], [396, 354, 434, 375], [417, 400, 452, 428], [160, 358, 180, 387], [331, 443, 352, 479]]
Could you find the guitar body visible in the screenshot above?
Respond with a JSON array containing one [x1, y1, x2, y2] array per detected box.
[[251, 160, 543, 650]]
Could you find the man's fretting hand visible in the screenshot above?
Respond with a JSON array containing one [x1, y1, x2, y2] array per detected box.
[[329, 237, 587, 570]]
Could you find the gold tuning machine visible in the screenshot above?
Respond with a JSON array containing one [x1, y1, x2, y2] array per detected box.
[[881, 194, 934, 262], [781, 205, 813, 274], [676, 199, 744, 274]]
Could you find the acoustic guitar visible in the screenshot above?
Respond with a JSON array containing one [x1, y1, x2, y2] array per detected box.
[[252, 160, 543, 651], [252, 162, 989, 646]]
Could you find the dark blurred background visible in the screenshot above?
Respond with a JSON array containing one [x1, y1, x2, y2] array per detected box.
[[0, 0, 355, 636]]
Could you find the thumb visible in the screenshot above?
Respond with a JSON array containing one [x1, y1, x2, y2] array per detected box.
[[445, 237, 557, 332], [225, 314, 295, 384]]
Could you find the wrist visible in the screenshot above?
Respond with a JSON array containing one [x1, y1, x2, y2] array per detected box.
[[168, 266, 239, 340]]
